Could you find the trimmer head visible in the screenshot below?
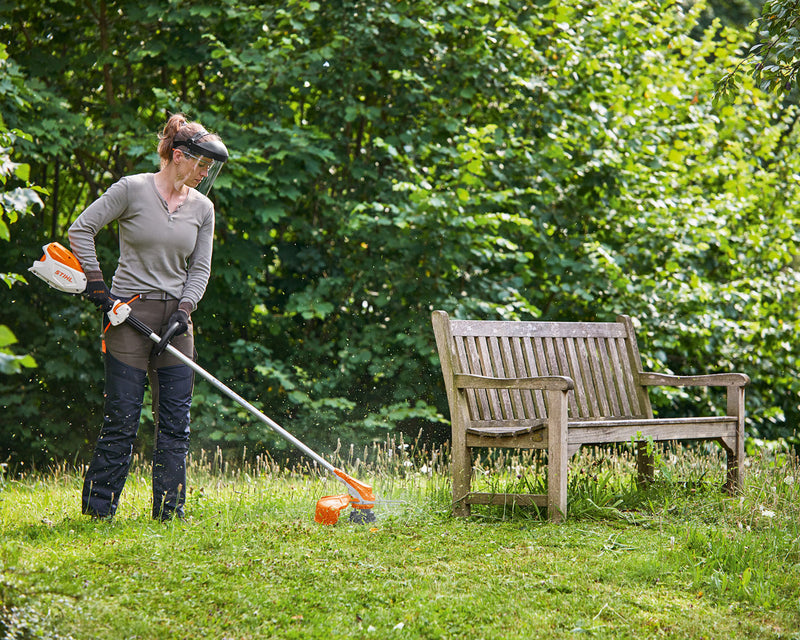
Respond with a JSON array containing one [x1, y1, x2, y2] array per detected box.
[[314, 468, 376, 525], [314, 494, 377, 525]]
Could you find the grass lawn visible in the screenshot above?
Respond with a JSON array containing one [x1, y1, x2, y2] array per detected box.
[[1, 441, 799, 639]]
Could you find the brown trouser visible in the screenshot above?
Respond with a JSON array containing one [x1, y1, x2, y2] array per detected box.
[[104, 297, 194, 369]]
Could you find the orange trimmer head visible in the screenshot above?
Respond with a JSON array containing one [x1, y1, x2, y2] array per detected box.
[[314, 468, 376, 525]]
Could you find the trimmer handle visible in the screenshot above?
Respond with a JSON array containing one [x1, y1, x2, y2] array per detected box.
[[105, 298, 132, 326], [153, 319, 184, 356]]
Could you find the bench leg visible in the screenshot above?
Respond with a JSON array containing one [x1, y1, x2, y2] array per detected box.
[[721, 442, 738, 495], [547, 389, 569, 522], [724, 385, 746, 494], [451, 422, 471, 517], [452, 456, 471, 517], [636, 441, 655, 487]]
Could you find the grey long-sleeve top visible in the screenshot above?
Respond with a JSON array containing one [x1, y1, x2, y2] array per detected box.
[[68, 173, 215, 311]]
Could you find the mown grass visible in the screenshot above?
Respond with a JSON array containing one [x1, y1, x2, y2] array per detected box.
[[1, 437, 799, 639]]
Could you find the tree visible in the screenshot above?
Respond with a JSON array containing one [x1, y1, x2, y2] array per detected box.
[[717, 0, 800, 98], [2, 0, 800, 466]]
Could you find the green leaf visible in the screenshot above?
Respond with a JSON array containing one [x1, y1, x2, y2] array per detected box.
[[0, 325, 17, 348]]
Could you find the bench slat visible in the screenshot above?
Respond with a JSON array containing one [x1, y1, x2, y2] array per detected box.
[[596, 337, 622, 415], [449, 319, 627, 339], [503, 336, 529, 420], [548, 336, 581, 416], [564, 337, 585, 415], [588, 337, 610, 416], [580, 337, 603, 415], [479, 336, 495, 419], [466, 418, 547, 437], [532, 337, 553, 411], [576, 337, 600, 416], [491, 336, 516, 420], [510, 336, 538, 418], [568, 417, 738, 445], [526, 337, 549, 417], [610, 337, 636, 416], [455, 335, 481, 421]]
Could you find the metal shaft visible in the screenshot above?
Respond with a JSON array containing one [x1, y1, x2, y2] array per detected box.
[[125, 314, 337, 475]]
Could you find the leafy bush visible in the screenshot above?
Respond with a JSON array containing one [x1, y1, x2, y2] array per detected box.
[[2, 0, 799, 464]]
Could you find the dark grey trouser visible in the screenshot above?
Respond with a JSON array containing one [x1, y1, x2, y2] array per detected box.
[[81, 297, 195, 520]]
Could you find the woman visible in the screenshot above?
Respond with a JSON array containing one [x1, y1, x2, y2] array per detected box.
[[68, 113, 228, 521]]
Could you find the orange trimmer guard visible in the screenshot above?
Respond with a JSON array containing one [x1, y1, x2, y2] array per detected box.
[[333, 468, 376, 507], [315, 494, 352, 525]]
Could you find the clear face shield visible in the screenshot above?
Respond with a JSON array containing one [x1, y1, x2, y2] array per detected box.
[[173, 131, 229, 196]]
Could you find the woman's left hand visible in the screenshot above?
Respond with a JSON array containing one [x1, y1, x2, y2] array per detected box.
[[153, 309, 189, 356]]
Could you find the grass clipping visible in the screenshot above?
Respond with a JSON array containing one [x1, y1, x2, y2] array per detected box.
[[1, 438, 799, 640]]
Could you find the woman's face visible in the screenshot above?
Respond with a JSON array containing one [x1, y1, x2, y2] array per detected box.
[[175, 150, 212, 188]]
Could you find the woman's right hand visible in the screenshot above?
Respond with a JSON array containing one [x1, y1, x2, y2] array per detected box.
[[85, 277, 112, 311]]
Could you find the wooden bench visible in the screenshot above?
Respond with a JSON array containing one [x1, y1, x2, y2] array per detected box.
[[431, 311, 750, 522]]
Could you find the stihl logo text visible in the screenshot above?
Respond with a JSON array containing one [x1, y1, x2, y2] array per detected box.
[[54, 269, 75, 283]]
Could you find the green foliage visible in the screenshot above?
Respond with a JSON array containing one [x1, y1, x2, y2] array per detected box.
[[717, 0, 800, 98], [0, 326, 35, 375], [0, 44, 41, 377], [2, 0, 800, 464]]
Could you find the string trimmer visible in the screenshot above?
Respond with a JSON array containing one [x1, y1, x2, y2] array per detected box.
[[29, 242, 376, 525]]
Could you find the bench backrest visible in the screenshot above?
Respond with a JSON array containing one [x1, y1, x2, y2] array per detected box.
[[432, 311, 653, 425]]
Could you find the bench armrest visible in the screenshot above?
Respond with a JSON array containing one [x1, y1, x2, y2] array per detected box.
[[454, 373, 574, 392], [639, 371, 750, 388]]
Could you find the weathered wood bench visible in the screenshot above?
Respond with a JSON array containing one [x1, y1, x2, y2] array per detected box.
[[431, 311, 750, 522]]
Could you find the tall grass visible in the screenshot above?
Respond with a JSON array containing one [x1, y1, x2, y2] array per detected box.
[[2, 438, 799, 639]]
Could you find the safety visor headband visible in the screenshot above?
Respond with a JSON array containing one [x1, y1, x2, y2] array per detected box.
[[173, 130, 229, 163]]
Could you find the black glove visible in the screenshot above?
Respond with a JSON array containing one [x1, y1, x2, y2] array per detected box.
[[85, 278, 112, 312], [153, 309, 190, 356]]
